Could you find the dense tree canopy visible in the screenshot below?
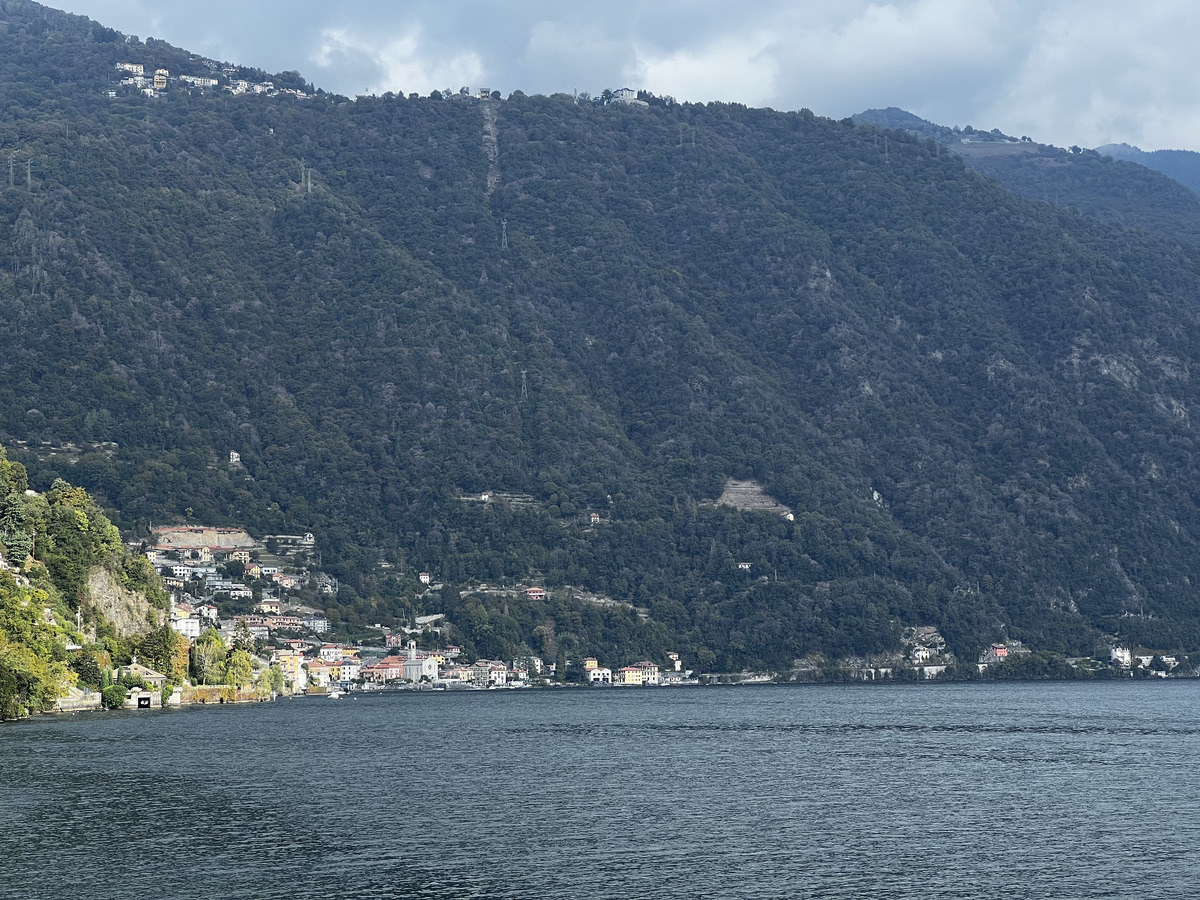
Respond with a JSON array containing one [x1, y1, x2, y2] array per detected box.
[[4, 2, 1200, 669], [0, 443, 166, 717]]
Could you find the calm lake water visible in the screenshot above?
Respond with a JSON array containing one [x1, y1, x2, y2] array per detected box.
[[2, 681, 1198, 899]]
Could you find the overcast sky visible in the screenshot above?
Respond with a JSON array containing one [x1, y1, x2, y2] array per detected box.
[[51, 0, 1200, 151]]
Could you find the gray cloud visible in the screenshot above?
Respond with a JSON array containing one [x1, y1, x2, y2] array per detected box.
[[52, 0, 1200, 150]]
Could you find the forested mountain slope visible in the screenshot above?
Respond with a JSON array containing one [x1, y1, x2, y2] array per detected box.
[[6, 2, 1200, 667]]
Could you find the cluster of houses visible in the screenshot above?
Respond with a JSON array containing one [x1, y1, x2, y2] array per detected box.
[[111, 62, 666, 110], [268, 638, 691, 694], [77, 631, 693, 710], [1109, 645, 1181, 676], [581, 652, 690, 685], [148, 526, 336, 641], [977, 639, 1031, 671], [171, 599, 330, 643], [112, 61, 306, 100]]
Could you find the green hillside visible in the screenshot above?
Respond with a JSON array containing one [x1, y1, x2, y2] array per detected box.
[[0, 442, 169, 718], [6, 2, 1200, 669]]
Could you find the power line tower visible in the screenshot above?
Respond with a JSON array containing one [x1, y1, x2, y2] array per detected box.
[[501, 219, 508, 251], [521, 369, 528, 401], [8, 153, 13, 188], [26, 159, 31, 190]]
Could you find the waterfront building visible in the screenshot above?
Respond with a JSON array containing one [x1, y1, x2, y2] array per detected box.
[[616, 666, 643, 686]]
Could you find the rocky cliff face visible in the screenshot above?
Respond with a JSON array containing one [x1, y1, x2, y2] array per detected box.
[[85, 567, 163, 638]]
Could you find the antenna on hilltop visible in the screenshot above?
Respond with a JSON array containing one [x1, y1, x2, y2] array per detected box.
[[521, 369, 528, 401], [8, 153, 13, 188], [26, 159, 31, 190], [501, 218, 508, 251]]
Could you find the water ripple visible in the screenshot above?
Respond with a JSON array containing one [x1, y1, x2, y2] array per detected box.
[[3, 682, 1199, 900]]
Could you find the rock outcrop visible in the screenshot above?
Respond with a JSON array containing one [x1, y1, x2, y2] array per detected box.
[[714, 479, 793, 516], [85, 566, 163, 638]]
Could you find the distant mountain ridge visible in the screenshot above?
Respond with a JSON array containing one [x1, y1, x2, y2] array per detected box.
[[1094, 143, 1200, 196], [854, 107, 1200, 244]]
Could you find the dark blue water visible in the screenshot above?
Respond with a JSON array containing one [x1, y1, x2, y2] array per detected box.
[[2, 682, 1198, 899]]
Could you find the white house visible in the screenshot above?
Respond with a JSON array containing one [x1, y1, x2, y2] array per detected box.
[[635, 661, 661, 685], [471, 660, 508, 687], [170, 615, 202, 640], [319, 644, 345, 662], [589, 667, 612, 684], [180, 74, 219, 88], [301, 615, 330, 633], [334, 658, 361, 682]]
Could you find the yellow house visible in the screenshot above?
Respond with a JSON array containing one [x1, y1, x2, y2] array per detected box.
[[616, 666, 643, 685], [584, 657, 599, 671], [273, 651, 305, 692], [255, 598, 281, 614]]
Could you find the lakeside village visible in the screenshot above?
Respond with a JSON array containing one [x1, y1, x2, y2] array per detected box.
[[105, 522, 703, 710], [82, 515, 1188, 713]]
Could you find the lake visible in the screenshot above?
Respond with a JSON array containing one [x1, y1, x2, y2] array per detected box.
[[2, 681, 1197, 899]]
